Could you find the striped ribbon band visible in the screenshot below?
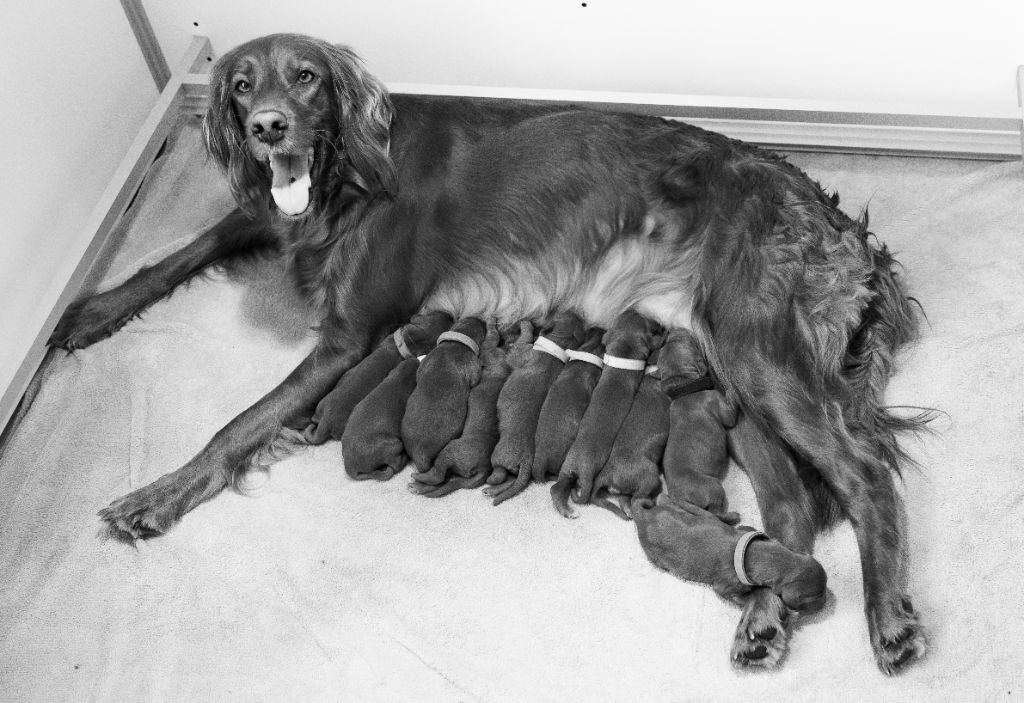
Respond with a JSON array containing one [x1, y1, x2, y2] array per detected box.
[[436, 330, 480, 356]]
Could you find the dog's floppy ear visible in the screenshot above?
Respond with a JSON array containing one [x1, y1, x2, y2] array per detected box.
[[324, 44, 399, 198], [202, 53, 268, 216]]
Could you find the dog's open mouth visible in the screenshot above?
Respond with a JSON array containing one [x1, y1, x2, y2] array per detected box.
[[268, 148, 314, 217]]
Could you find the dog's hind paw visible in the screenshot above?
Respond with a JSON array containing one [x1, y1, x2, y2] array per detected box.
[[731, 588, 791, 671], [870, 597, 926, 675]]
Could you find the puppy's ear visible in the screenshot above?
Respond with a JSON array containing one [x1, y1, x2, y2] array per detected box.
[[325, 44, 399, 197], [202, 54, 268, 216]]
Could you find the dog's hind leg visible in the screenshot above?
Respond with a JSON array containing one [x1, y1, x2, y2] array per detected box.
[[51, 209, 274, 351], [735, 364, 924, 675], [726, 411, 821, 670]]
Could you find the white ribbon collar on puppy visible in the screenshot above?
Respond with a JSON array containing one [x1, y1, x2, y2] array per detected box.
[[734, 529, 769, 586], [602, 354, 647, 371], [564, 349, 603, 368], [533, 336, 568, 363], [393, 328, 414, 359]]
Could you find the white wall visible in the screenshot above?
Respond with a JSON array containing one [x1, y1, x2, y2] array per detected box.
[[0, 0, 155, 413], [147, 0, 1024, 118]]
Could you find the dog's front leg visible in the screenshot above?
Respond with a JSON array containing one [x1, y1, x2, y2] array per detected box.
[[98, 333, 367, 541], [51, 209, 274, 351]]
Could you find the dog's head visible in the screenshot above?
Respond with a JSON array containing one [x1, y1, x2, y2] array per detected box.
[[204, 33, 397, 219]]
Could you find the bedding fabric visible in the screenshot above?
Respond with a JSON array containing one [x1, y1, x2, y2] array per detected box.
[[1, 116, 1022, 702]]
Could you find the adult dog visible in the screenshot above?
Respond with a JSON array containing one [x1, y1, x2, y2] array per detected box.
[[49, 33, 927, 674]]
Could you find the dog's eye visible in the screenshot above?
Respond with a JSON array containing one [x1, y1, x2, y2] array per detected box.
[[235, 79, 252, 93], [297, 69, 316, 84]]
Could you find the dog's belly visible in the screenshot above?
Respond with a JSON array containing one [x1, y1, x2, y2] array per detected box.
[[424, 232, 698, 331]]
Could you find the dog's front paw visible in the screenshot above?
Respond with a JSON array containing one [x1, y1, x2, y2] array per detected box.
[[97, 469, 215, 541], [731, 588, 791, 670], [870, 597, 926, 675], [50, 294, 136, 351]]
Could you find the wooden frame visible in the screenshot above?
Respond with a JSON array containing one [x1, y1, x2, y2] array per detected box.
[[0, 36, 213, 433], [3, 34, 1023, 433]]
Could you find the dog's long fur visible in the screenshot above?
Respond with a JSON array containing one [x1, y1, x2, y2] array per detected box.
[[50, 33, 929, 674]]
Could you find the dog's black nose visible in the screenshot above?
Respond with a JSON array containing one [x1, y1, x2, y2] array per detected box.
[[250, 110, 289, 144]]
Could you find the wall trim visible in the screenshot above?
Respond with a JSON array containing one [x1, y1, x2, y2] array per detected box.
[[180, 76, 1023, 160]]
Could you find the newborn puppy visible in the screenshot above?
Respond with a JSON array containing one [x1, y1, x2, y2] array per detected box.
[[303, 311, 452, 444], [659, 328, 738, 517], [632, 497, 827, 612], [590, 351, 668, 520], [414, 321, 534, 498], [486, 311, 586, 506], [342, 357, 421, 481], [531, 326, 606, 484], [552, 309, 662, 518], [404, 316, 488, 476]]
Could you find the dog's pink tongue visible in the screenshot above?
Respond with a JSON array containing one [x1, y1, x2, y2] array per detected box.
[[269, 152, 312, 216]]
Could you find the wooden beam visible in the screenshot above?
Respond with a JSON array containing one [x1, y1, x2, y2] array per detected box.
[[0, 36, 212, 433], [120, 0, 171, 91]]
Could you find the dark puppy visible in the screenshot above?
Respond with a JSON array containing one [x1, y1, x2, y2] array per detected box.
[[486, 312, 586, 505], [341, 357, 420, 481], [590, 353, 668, 519], [414, 321, 535, 498], [552, 310, 661, 518], [531, 326, 606, 484], [303, 310, 452, 444], [659, 328, 738, 517], [403, 316, 488, 476], [632, 497, 827, 612]]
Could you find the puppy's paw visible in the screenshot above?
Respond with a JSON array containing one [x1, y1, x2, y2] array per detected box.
[[870, 597, 926, 675], [731, 589, 790, 671]]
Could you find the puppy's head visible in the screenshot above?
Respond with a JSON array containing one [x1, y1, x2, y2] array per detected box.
[[658, 328, 708, 380], [204, 33, 397, 219], [539, 311, 586, 350], [576, 326, 606, 354], [602, 310, 663, 359], [401, 311, 453, 355]]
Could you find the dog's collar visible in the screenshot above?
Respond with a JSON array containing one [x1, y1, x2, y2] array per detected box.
[[644, 364, 659, 376], [564, 349, 603, 368], [393, 328, 414, 359], [436, 330, 480, 356], [663, 375, 714, 399], [734, 530, 769, 586], [602, 354, 647, 372], [533, 336, 568, 363]]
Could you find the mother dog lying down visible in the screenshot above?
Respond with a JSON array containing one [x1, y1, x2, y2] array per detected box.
[[48, 33, 928, 674]]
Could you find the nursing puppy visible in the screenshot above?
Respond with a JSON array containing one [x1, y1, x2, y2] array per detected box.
[[531, 326, 606, 484], [659, 328, 738, 517], [414, 321, 534, 498], [403, 316, 488, 476], [590, 352, 669, 519], [303, 311, 452, 444], [486, 312, 586, 505], [341, 356, 420, 481], [632, 497, 827, 612], [552, 310, 662, 518]]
